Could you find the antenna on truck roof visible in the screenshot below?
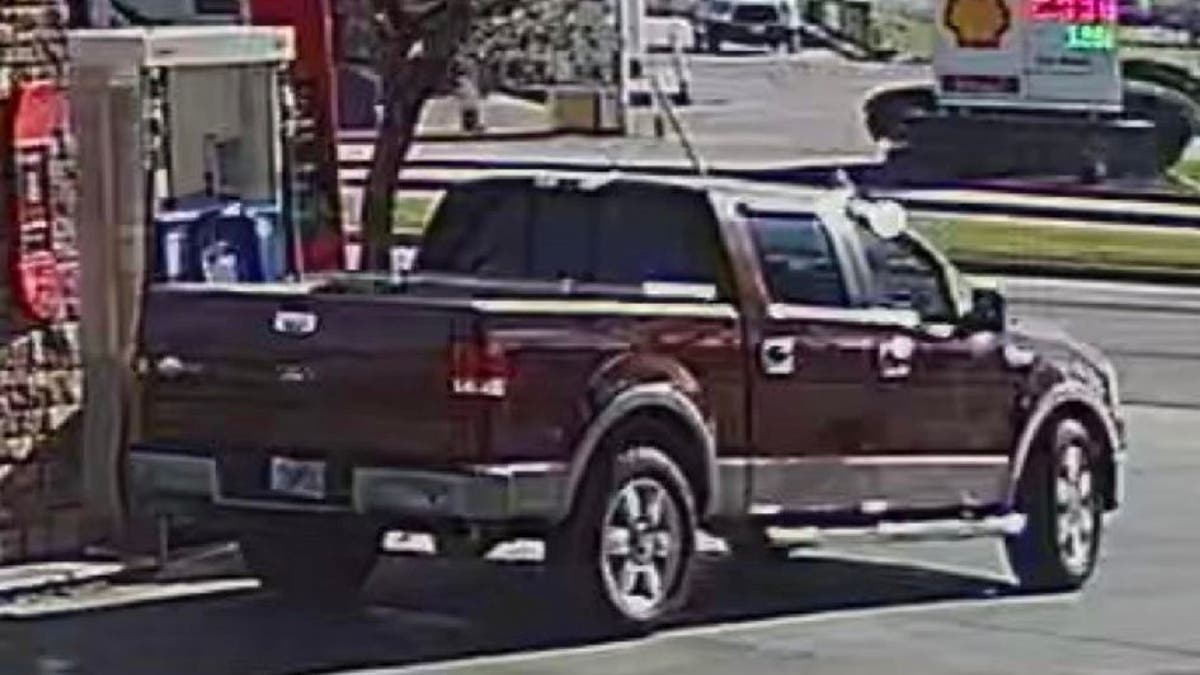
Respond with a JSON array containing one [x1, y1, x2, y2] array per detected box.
[[650, 74, 710, 179]]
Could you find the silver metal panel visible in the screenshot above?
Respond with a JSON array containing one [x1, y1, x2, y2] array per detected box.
[[69, 26, 294, 70], [352, 465, 567, 521], [128, 452, 217, 498]]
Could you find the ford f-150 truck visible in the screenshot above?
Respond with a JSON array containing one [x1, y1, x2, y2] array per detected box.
[[129, 175, 1124, 628]]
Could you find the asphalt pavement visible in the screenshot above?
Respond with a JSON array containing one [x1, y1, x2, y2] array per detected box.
[[0, 277, 1198, 675], [337, 49, 922, 172]]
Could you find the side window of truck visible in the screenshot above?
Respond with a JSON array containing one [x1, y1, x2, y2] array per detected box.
[[861, 231, 954, 322], [748, 215, 848, 307]]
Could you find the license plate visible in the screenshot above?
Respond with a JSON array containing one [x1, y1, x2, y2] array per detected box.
[[269, 456, 326, 500], [751, 25, 766, 34]]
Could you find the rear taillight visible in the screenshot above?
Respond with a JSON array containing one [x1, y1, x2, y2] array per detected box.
[[449, 337, 511, 398]]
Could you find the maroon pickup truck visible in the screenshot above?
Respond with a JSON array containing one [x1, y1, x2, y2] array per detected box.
[[130, 175, 1124, 627]]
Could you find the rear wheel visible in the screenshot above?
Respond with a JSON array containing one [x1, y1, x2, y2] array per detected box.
[[1004, 418, 1104, 592], [238, 515, 381, 601], [783, 32, 802, 54], [723, 524, 791, 561], [547, 424, 698, 630]]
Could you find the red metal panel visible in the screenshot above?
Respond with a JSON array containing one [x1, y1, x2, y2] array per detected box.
[[248, 0, 345, 272], [5, 82, 72, 325]]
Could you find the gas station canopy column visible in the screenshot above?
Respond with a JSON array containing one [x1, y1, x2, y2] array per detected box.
[[68, 25, 294, 536]]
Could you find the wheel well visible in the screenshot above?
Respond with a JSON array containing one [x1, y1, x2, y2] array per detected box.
[[863, 86, 937, 140], [1123, 60, 1200, 100], [1037, 402, 1118, 511], [595, 407, 713, 517]]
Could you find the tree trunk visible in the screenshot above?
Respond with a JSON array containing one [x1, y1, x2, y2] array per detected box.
[[360, 0, 474, 272]]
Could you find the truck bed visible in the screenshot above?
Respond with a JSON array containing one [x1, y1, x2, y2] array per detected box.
[[137, 279, 489, 472]]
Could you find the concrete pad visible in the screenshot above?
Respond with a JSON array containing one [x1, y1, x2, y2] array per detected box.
[[0, 578, 259, 620]]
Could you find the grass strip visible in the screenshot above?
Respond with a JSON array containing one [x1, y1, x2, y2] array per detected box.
[[914, 217, 1200, 275]]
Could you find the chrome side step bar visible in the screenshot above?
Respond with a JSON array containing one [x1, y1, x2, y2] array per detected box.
[[764, 513, 1028, 547]]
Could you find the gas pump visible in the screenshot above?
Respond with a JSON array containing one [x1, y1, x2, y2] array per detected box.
[[67, 24, 296, 539]]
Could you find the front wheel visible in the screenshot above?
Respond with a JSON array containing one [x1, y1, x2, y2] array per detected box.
[[237, 515, 381, 601], [1004, 418, 1104, 592], [547, 428, 698, 630]]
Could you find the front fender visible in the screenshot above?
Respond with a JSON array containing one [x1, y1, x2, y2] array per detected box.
[[1006, 380, 1123, 508]]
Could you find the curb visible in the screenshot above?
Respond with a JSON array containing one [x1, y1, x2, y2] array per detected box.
[[956, 258, 1200, 288], [340, 126, 562, 144], [336, 154, 1200, 206], [415, 127, 561, 143], [0, 561, 127, 602]]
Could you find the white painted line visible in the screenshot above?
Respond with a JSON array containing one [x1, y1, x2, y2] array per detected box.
[[1001, 275, 1200, 300], [842, 455, 1009, 467], [913, 208, 1200, 235], [890, 188, 1200, 219]]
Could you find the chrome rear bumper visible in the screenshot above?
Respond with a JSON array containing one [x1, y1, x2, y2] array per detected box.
[[127, 449, 568, 523]]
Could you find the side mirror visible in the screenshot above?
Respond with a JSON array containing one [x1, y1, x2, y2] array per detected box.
[[964, 287, 1006, 333]]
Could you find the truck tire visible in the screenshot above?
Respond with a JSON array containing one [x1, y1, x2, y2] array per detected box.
[[784, 32, 803, 54], [1004, 418, 1104, 592], [864, 88, 936, 144], [1123, 86, 1198, 172], [707, 32, 722, 54], [238, 515, 381, 601], [547, 423, 699, 630]]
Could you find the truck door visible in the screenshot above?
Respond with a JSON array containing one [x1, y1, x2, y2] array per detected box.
[[745, 212, 892, 513], [855, 229, 1019, 511]]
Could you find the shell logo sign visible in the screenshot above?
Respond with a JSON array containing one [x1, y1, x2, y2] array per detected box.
[[944, 0, 1012, 49]]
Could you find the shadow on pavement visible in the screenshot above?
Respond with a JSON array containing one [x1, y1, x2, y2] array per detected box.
[[0, 552, 1017, 675]]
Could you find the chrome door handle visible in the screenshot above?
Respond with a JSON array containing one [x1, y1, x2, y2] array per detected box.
[[878, 335, 915, 380]]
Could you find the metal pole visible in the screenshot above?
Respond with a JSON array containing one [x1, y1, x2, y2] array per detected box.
[[616, 0, 631, 134], [651, 75, 707, 176], [89, 0, 114, 27]]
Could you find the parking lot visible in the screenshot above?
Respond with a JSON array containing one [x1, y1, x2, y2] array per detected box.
[[3, 279, 1200, 675]]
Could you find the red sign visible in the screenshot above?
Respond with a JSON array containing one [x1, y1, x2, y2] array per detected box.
[[5, 81, 71, 325], [249, 0, 345, 272], [1029, 0, 1117, 23]]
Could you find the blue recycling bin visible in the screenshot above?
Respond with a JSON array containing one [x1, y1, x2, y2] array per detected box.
[[154, 196, 288, 283]]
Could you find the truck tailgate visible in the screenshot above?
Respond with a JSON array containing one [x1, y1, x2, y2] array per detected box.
[[137, 287, 481, 468]]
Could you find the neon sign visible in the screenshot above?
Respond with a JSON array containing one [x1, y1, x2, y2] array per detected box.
[[1029, 0, 1117, 23], [1065, 23, 1115, 50], [1029, 0, 1117, 52]]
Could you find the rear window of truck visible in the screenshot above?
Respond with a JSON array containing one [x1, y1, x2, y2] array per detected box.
[[417, 180, 733, 298]]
